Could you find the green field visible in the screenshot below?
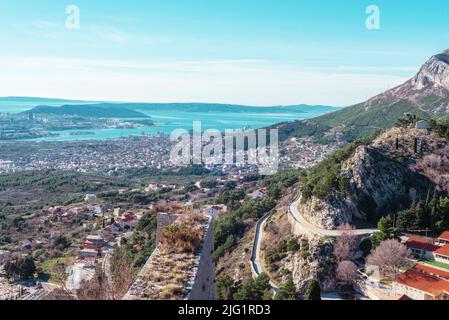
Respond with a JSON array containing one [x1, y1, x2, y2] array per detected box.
[[424, 259, 449, 270]]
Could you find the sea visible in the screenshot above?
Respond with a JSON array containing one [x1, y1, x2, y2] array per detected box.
[[0, 100, 333, 142]]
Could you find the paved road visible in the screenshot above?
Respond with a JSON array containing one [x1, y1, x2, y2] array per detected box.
[[250, 211, 280, 292], [250, 190, 377, 297], [288, 194, 378, 237]]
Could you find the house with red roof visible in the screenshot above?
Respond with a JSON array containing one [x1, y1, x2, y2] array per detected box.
[[405, 236, 439, 260], [119, 211, 137, 228], [414, 264, 449, 281], [394, 265, 449, 300], [84, 235, 107, 250], [436, 231, 449, 246], [434, 245, 449, 264]]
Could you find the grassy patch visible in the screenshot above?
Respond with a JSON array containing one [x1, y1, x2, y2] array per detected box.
[[424, 260, 449, 270], [39, 256, 76, 283]]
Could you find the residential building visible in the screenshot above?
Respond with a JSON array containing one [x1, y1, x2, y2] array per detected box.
[[119, 212, 137, 228], [79, 248, 99, 258], [113, 208, 125, 219], [84, 235, 107, 250], [437, 231, 449, 246], [145, 183, 161, 192], [84, 194, 97, 202], [203, 204, 227, 218], [394, 265, 449, 300], [249, 189, 266, 200], [404, 236, 439, 260], [21, 238, 44, 253], [434, 245, 449, 264]]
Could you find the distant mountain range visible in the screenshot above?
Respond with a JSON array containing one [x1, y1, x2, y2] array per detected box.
[[0, 97, 90, 103], [23, 104, 150, 119], [127, 103, 336, 114], [0, 97, 338, 118], [275, 49, 449, 142]]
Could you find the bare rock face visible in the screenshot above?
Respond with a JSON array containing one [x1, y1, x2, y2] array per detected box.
[[299, 134, 434, 230], [362, 49, 449, 115], [412, 50, 449, 91], [282, 237, 336, 295], [299, 195, 353, 229], [299, 145, 410, 229], [341, 146, 408, 208]]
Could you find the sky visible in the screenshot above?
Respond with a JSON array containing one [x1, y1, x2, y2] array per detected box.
[[0, 0, 449, 106]]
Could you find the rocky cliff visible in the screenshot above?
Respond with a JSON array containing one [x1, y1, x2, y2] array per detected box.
[[363, 50, 449, 116], [299, 126, 448, 229], [275, 49, 449, 143]]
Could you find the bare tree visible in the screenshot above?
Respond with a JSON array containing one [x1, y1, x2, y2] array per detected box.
[[336, 260, 358, 284], [77, 266, 112, 300], [108, 247, 138, 300], [333, 224, 358, 262], [366, 239, 411, 278], [42, 262, 74, 300], [77, 247, 137, 300]]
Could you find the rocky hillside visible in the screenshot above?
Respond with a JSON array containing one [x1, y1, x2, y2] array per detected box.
[[299, 124, 449, 229], [262, 204, 337, 294], [275, 49, 449, 143]]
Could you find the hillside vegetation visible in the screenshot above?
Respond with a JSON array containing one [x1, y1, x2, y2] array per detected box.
[[297, 118, 449, 230]]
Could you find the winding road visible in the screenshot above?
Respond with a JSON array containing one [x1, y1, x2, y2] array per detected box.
[[250, 190, 378, 294], [250, 211, 279, 292], [288, 194, 378, 237]]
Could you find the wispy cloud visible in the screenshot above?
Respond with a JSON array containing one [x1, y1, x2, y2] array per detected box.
[[0, 56, 410, 106], [10, 20, 170, 45], [29, 20, 62, 30], [88, 26, 171, 45], [335, 65, 418, 73]]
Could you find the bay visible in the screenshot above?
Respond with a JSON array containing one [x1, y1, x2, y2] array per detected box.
[[0, 100, 334, 142]]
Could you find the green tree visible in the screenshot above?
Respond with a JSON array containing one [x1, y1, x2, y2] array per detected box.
[[216, 275, 235, 300], [233, 278, 257, 300], [304, 279, 321, 300], [255, 273, 272, 300], [52, 236, 70, 250], [6, 256, 36, 280], [233, 274, 272, 300], [276, 276, 296, 300], [378, 216, 392, 236]]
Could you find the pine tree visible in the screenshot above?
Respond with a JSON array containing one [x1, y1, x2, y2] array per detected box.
[[276, 275, 296, 300], [304, 279, 321, 300]]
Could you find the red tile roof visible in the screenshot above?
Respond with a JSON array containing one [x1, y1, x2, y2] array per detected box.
[[405, 237, 439, 252], [415, 264, 449, 280], [438, 231, 449, 241], [434, 244, 449, 257], [396, 269, 449, 297]]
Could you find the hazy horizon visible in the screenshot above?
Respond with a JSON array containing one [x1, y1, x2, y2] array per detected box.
[[1, 1, 449, 106]]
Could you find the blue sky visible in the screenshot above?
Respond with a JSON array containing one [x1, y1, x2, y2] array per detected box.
[[0, 0, 448, 106]]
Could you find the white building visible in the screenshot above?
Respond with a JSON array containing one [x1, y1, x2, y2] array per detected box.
[[84, 194, 97, 202], [249, 189, 266, 200], [394, 265, 449, 300], [434, 245, 449, 264]]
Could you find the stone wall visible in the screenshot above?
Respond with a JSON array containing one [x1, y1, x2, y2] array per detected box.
[[124, 214, 215, 300], [188, 217, 216, 300], [156, 212, 181, 244]]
